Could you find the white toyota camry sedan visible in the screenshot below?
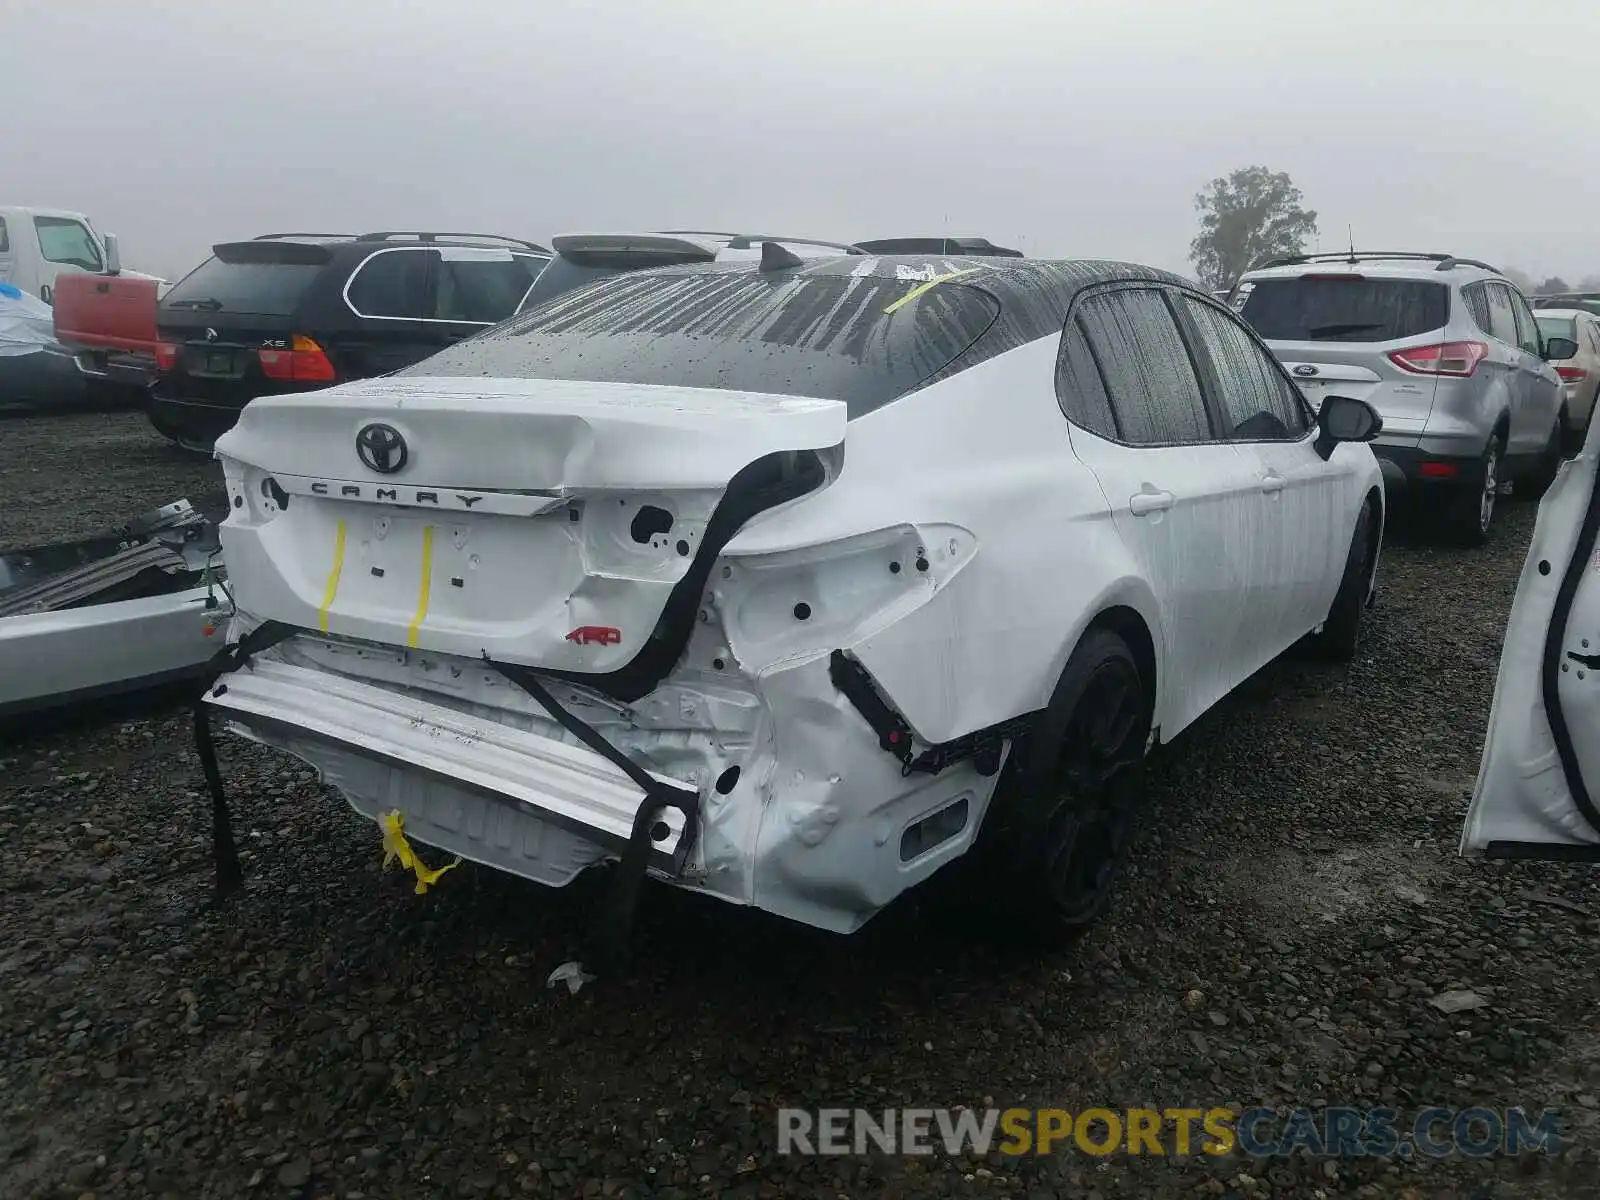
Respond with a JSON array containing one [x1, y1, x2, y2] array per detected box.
[[198, 249, 1386, 953]]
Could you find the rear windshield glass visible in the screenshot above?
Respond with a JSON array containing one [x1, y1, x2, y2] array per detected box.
[[1537, 316, 1578, 342], [1237, 277, 1449, 342], [161, 256, 324, 317], [415, 269, 1002, 417], [514, 257, 632, 314]]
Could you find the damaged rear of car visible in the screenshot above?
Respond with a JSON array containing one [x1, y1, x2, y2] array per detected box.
[[199, 252, 1380, 953]]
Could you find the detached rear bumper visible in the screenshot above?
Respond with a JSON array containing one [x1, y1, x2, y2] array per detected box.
[[200, 629, 1002, 934], [207, 656, 690, 885]]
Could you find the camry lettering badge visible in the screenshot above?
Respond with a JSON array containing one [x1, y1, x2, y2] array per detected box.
[[355, 423, 408, 475]]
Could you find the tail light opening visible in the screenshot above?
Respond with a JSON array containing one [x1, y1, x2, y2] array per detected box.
[[1557, 365, 1588, 383], [1388, 340, 1489, 378], [258, 334, 337, 383]]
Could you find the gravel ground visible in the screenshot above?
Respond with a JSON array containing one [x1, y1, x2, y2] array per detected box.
[[2, 412, 1598, 1200]]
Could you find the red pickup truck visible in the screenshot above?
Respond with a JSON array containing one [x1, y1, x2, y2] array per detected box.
[[51, 270, 162, 406]]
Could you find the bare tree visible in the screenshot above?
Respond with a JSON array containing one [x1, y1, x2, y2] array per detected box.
[[1188, 166, 1319, 291]]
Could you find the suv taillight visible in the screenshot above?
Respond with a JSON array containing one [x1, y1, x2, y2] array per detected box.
[[1387, 340, 1488, 378], [154, 342, 178, 372], [258, 334, 337, 383]]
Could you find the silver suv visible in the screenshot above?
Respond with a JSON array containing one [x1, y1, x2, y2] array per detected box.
[[1232, 252, 1575, 542]]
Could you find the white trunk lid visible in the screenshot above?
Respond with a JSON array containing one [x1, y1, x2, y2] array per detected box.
[[214, 375, 844, 674]]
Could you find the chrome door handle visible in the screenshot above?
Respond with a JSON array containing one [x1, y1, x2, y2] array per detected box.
[[1129, 489, 1175, 516], [1260, 472, 1287, 494]]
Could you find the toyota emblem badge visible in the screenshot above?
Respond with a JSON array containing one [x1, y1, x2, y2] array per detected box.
[[355, 423, 408, 475]]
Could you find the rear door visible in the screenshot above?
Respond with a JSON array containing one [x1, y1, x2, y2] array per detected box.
[[338, 247, 440, 376], [1483, 283, 1536, 451], [1508, 286, 1562, 454], [1060, 285, 1268, 736], [1175, 292, 1347, 657], [1463, 412, 1600, 859], [1236, 272, 1450, 439], [426, 247, 548, 337]]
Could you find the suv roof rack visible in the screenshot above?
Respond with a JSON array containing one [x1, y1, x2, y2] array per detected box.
[[354, 231, 552, 254], [656, 231, 867, 255], [1254, 250, 1501, 274]]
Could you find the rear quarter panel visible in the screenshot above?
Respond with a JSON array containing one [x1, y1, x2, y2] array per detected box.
[[724, 334, 1166, 745]]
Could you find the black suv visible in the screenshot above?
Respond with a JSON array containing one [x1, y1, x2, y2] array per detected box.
[[514, 231, 1022, 314], [148, 231, 550, 453]]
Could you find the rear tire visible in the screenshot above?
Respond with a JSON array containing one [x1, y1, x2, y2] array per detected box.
[[965, 628, 1151, 946], [1310, 500, 1375, 661], [1447, 433, 1501, 546]]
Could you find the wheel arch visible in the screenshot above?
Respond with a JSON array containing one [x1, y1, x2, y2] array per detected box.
[[1040, 593, 1163, 743]]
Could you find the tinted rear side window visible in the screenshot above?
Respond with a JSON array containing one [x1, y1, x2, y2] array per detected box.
[[346, 249, 433, 319], [517, 250, 711, 314], [1462, 284, 1492, 334], [1238, 277, 1449, 342], [1075, 288, 1212, 445], [408, 269, 1001, 418], [163, 256, 325, 317], [433, 253, 547, 323], [1055, 319, 1118, 439]]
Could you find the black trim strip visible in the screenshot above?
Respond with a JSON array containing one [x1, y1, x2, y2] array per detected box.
[[829, 650, 914, 763], [489, 656, 701, 975], [1540, 455, 1600, 837], [192, 619, 298, 897], [829, 648, 1030, 778], [1485, 840, 1600, 863]]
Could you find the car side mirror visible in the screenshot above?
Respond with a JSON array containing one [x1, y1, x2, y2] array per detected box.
[[102, 232, 121, 276], [1314, 394, 1383, 460], [1544, 336, 1577, 361]]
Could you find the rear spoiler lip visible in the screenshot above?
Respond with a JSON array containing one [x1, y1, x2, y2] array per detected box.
[[549, 233, 720, 262], [212, 240, 334, 266]]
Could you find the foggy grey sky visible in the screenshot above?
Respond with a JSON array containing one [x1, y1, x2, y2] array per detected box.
[[8, 0, 1599, 283]]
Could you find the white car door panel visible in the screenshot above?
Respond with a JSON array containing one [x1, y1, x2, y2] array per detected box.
[[1068, 431, 1265, 734], [1174, 294, 1349, 657], [1062, 286, 1270, 737], [1464, 414, 1600, 857]]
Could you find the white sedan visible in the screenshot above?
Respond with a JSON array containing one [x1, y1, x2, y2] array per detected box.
[[200, 250, 1386, 950]]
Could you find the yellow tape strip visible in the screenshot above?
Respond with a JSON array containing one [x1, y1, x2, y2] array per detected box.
[[380, 810, 461, 895], [317, 520, 347, 632], [883, 267, 985, 314], [405, 525, 434, 648]]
